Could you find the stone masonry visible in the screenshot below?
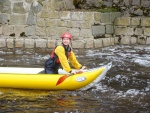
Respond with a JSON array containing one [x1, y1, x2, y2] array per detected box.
[[0, 0, 150, 50]]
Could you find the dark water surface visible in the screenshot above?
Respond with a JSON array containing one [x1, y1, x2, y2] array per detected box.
[[0, 45, 150, 113]]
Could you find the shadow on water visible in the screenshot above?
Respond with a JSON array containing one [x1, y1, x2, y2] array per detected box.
[[0, 45, 150, 113]]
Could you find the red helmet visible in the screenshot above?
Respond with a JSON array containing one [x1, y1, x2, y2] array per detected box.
[[62, 32, 72, 40]]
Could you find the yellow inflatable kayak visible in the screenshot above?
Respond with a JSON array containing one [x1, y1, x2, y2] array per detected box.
[[0, 63, 112, 90]]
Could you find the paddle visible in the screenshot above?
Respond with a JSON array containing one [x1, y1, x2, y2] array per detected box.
[[56, 70, 83, 86]]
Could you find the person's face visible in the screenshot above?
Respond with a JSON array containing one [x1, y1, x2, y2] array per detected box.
[[62, 37, 71, 46]]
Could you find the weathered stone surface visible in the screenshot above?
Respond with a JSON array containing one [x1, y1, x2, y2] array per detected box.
[[45, 26, 58, 36], [111, 12, 121, 22], [14, 25, 25, 36], [72, 12, 84, 21], [106, 25, 113, 34], [69, 28, 80, 38], [57, 27, 68, 37], [37, 18, 45, 27], [94, 39, 103, 48], [102, 38, 114, 46], [56, 39, 62, 45], [37, 10, 49, 18], [141, 0, 150, 8], [13, 2, 28, 14], [85, 39, 94, 48], [63, 0, 75, 10], [26, 10, 36, 25], [9, 15, 26, 25], [1, 0, 150, 49], [57, 20, 68, 27], [42, 1, 48, 10], [59, 11, 71, 20], [141, 18, 150, 26], [15, 38, 24, 48], [110, 37, 115, 45], [103, 0, 113, 7], [25, 0, 34, 4], [55, 1, 64, 11], [49, 11, 59, 19], [115, 27, 134, 35], [132, 0, 141, 6], [123, 0, 130, 6], [0, 39, 6, 47], [131, 18, 140, 26], [72, 40, 85, 48], [85, 12, 94, 21], [134, 28, 143, 36], [25, 39, 34, 48], [144, 28, 150, 36], [0, 26, 2, 35], [0, 0, 11, 13], [25, 26, 35, 36], [80, 29, 93, 38], [115, 17, 131, 26], [31, 1, 43, 14], [35, 27, 45, 36], [35, 39, 47, 48], [92, 25, 105, 36], [45, 19, 57, 27], [146, 37, 150, 44], [78, 21, 89, 29], [130, 37, 137, 44], [67, 20, 76, 28], [7, 38, 14, 48], [48, 0, 56, 11], [138, 36, 147, 44], [0, 14, 9, 24], [120, 36, 131, 44], [48, 39, 56, 48], [3, 25, 14, 36], [105, 34, 112, 38], [114, 37, 120, 44], [133, 8, 143, 16], [55, 0, 75, 11], [100, 13, 111, 24], [94, 12, 101, 21]]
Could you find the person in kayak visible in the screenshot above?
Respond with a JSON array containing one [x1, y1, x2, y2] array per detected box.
[[44, 32, 86, 74]]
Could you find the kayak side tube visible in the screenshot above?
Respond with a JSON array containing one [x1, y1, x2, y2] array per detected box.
[[0, 63, 112, 90], [78, 62, 112, 90]]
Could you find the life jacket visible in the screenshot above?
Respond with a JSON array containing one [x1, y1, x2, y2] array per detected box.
[[50, 45, 71, 64]]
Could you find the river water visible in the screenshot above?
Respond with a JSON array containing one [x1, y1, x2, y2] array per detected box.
[[0, 45, 150, 113]]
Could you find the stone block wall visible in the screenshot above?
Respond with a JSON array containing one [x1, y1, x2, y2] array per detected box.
[[0, 0, 149, 50], [72, 0, 150, 17], [114, 17, 150, 45]]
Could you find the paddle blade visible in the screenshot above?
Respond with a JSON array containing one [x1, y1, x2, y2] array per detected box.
[[56, 75, 68, 86], [56, 71, 83, 86]]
